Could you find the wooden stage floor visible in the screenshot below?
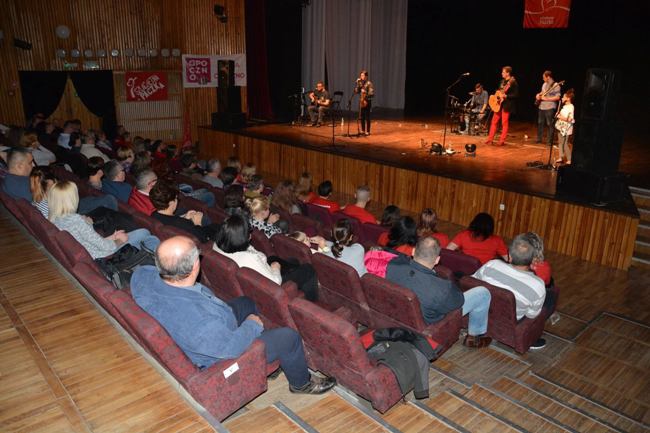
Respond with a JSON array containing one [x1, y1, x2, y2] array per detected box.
[[231, 116, 644, 214]]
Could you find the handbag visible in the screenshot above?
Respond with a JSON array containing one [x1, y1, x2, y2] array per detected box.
[[95, 244, 155, 289]]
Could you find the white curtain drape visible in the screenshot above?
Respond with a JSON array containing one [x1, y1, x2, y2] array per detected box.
[[302, 0, 408, 109]]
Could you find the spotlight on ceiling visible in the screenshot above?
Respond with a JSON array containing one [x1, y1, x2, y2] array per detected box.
[[465, 143, 477, 157]]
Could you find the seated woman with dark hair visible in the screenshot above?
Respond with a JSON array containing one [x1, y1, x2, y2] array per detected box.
[[417, 208, 450, 248], [272, 180, 302, 215], [223, 184, 247, 216], [377, 205, 401, 246], [220, 166, 238, 188], [323, 218, 367, 276], [447, 212, 507, 264], [385, 216, 418, 256], [30, 167, 57, 218], [87, 156, 105, 190], [214, 214, 320, 301], [149, 180, 220, 243]]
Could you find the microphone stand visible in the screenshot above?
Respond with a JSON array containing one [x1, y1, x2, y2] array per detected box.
[[343, 87, 357, 138], [439, 73, 468, 151]]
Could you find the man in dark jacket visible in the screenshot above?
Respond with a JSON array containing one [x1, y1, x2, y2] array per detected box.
[[386, 237, 492, 348]]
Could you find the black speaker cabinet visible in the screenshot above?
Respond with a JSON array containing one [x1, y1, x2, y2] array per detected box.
[[556, 165, 628, 203], [217, 60, 235, 88], [217, 86, 242, 114], [571, 120, 623, 175], [581, 68, 619, 121], [211, 112, 246, 130]]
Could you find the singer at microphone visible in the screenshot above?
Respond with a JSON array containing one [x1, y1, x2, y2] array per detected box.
[[353, 69, 374, 136]]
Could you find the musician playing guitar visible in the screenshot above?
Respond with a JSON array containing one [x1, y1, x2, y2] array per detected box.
[[555, 88, 575, 165], [486, 66, 519, 146], [307, 81, 331, 127], [354, 70, 374, 136], [535, 70, 562, 145]]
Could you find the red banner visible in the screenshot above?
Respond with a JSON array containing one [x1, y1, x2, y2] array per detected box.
[[125, 71, 168, 102], [524, 0, 572, 29]]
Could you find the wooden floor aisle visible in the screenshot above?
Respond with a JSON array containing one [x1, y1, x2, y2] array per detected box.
[[0, 211, 214, 433]]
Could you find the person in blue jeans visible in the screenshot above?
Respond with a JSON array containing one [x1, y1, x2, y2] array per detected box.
[[131, 236, 336, 395], [386, 236, 492, 348]]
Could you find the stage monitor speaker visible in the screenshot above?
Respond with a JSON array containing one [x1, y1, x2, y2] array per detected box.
[[217, 59, 235, 88], [556, 165, 628, 204], [217, 86, 241, 114], [571, 119, 623, 175], [580, 68, 619, 121], [211, 112, 246, 130]]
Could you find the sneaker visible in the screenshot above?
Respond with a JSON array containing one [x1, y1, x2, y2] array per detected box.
[[289, 376, 336, 395], [530, 338, 546, 350], [316, 122, 322, 128], [462, 334, 492, 348], [364, 132, 370, 136]]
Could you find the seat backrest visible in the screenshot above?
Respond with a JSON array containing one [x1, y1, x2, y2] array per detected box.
[[311, 252, 367, 308], [178, 193, 209, 213], [0, 190, 23, 220], [29, 215, 71, 268], [289, 298, 372, 375], [236, 267, 295, 329], [200, 249, 244, 300], [207, 207, 228, 224], [439, 249, 481, 276], [127, 209, 164, 234], [250, 229, 275, 257], [71, 261, 118, 315], [54, 230, 98, 272], [460, 276, 517, 325], [14, 198, 38, 236], [289, 213, 321, 237], [271, 234, 313, 264], [305, 203, 333, 229], [331, 212, 365, 243], [110, 290, 197, 381], [362, 223, 388, 245], [361, 273, 427, 331]]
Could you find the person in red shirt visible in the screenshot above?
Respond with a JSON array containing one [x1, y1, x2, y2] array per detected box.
[[417, 208, 449, 248], [310, 180, 340, 213], [447, 212, 507, 264], [342, 185, 378, 224], [377, 205, 401, 246], [128, 169, 158, 215], [385, 216, 417, 256]]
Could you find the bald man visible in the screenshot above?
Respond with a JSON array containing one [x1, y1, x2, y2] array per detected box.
[[2, 147, 34, 201], [342, 185, 379, 224], [131, 236, 336, 395]]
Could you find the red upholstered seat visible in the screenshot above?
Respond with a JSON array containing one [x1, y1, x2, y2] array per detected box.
[[0, 190, 24, 221], [54, 229, 103, 274], [305, 203, 334, 234], [311, 252, 371, 326], [207, 206, 228, 224], [109, 290, 268, 421], [288, 298, 404, 413], [289, 213, 321, 237], [360, 273, 462, 354], [70, 261, 121, 321], [271, 234, 313, 265], [459, 276, 559, 353], [14, 198, 38, 237], [236, 267, 297, 330], [361, 223, 389, 245], [250, 229, 275, 257], [331, 212, 366, 243], [177, 193, 209, 214], [439, 248, 481, 276], [200, 249, 245, 300]]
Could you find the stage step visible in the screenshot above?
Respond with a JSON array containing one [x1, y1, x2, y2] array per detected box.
[[636, 223, 650, 238], [424, 391, 523, 432], [637, 208, 650, 224], [522, 372, 650, 433], [225, 406, 305, 433], [296, 393, 394, 432], [381, 400, 460, 432], [630, 251, 650, 269], [491, 376, 618, 433]]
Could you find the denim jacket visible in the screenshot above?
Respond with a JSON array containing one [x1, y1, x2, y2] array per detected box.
[[131, 266, 263, 368]]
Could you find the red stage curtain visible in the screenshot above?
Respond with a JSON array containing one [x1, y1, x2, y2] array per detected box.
[[244, 0, 274, 120]]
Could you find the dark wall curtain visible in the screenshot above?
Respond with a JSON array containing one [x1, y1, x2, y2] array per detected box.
[[69, 71, 118, 137], [19, 71, 68, 120], [245, 0, 274, 120]]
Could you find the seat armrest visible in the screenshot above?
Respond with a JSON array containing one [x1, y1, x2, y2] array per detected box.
[[281, 281, 302, 299]]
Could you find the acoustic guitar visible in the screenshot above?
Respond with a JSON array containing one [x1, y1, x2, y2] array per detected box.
[[534, 80, 565, 107], [488, 78, 513, 113]]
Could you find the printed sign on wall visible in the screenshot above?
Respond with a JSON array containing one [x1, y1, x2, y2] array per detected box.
[[182, 54, 247, 88], [125, 71, 168, 102]]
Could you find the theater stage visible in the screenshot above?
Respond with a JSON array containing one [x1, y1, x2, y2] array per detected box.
[[197, 117, 640, 270]]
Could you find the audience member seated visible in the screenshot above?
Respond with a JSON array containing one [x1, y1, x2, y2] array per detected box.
[[226, 156, 242, 175], [224, 185, 247, 216], [447, 212, 508, 264], [180, 153, 203, 180], [151, 140, 169, 162], [221, 166, 238, 188], [87, 157, 105, 190], [57, 121, 75, 150], [244, 174, 265, 200], [310, 180, 340, 213], [417, 208, 449, 248], [323, 218, 367, 276], [296, 171, 318, 203], [150, 180, 220, 243], [128, 169, 158, 215], [116, 147, 134, 173], [386, 237, 492, 348], [95, 130, 113, 154], [247, 196, 282, 238], [130, 151, 153, 178], [272, 180, 302, 215], [202, 159, 223, 188], [2, 147, 34, 201], [342, 185, 378, 224], [385, 216, 418, 256], [214, 215, 319, 301], [237, 163, 256, 185], [525, 232, 552, 286], [131, 236, 335, 394], [473, 234, 547, 349], [80, 132, 109, 162], [48, 181, 159, 259], [377, 205, 401, 246], [288, 231, 330, 253], [20, 131, 56, 166], [30, 167, 56, 218], [102, 160, 132, 203]]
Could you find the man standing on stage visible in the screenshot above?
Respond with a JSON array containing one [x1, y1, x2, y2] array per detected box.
[[535, 70, 561, 145], [307, 81, 331, 127], [354, 70, 374, 136], [486, 66, 518, 146]]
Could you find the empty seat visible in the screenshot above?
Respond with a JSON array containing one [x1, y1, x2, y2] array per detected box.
[[311, 252, 371, 325], [200, 249, 245, 300], [290, 213, 321, 237], [439, 249, 481, 276], [305, 203, 334, 233], [250, 229, 275, 257], [360, 273, 462, 353], [361, 223, 389, 245], [288, 298, 404, 413], [236, 267, 297, 330], [271, 234, 313, 264], [110, 290, 268, 421]]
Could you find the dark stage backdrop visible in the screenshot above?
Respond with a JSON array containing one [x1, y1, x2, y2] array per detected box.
[[404, 0, 649, 137]]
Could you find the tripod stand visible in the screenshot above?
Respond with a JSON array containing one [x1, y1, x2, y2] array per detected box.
[[436, 73, 469, 152], [342, 90, 358, 138]]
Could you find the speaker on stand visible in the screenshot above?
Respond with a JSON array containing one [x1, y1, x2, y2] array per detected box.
[[212, 59, 246, 130]]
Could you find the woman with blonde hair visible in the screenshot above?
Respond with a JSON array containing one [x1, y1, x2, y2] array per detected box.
[[48, 181, 160, 259], [239, 162, 257, 184], [116, 147, 135, 173], [20, 130, 56, 166], [247, 195, 282, 238]]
